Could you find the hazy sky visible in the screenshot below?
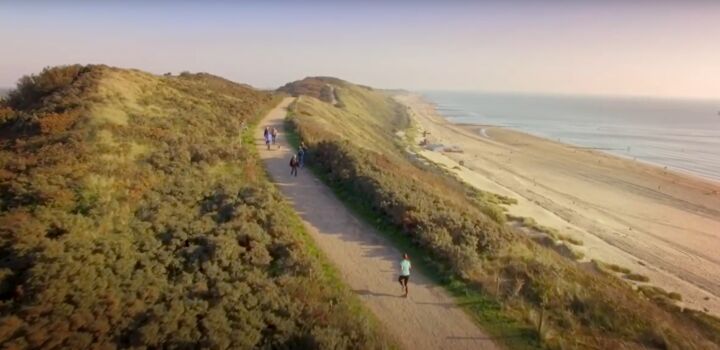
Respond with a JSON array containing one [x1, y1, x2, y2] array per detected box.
[[2, 1, 719, 99]]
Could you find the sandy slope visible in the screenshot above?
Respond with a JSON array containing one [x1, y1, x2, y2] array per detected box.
[[395, 94, 720, 317], [257, 98, 498, 350]]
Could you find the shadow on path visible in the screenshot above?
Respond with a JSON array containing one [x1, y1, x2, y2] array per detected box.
[[353, 289, 404, 298]]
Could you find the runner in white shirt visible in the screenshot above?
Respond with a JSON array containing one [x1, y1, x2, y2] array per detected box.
[[398, 253, 412, 298]]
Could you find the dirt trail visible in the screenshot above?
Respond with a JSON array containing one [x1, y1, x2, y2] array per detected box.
[[257, 98, 498, 350]]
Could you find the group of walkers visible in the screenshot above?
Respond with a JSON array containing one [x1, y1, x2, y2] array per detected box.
[[289, 141, 306, 177], [263, 126, 278, 150], [262, 126, 307, 178], [263, 126, 414, 298]]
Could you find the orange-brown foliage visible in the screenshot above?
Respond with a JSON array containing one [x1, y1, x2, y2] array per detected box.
[[37, 111, 78, 134], [0, 66, 391, 349]]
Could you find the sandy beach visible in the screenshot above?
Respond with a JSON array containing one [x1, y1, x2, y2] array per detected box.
[[395, 93, 720, 316]]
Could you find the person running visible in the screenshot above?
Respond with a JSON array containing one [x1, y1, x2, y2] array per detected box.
[[289, 155, 300, 177], [398, 253, 412, 298], [271, 127, 278, 146]]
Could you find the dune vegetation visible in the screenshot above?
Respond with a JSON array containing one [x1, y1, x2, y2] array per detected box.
[[283, 77, 720, 349], [0, 66, 393, 349]]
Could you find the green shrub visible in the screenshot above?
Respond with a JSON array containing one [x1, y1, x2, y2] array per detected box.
[[0, 66, 391, 349], [481, 204, 507, 225]]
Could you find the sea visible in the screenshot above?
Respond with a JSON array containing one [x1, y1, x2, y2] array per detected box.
[[422, 91, 720, 182]]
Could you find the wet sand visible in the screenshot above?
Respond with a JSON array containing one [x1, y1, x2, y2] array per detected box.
[[395, 93, 720, 316]]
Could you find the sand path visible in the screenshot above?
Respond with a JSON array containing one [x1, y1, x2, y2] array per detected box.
[[396, 93, 720, 316], [257, 98, 498, 350]]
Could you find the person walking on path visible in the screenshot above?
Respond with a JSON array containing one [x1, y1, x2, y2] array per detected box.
[[289, 155, 300, 177], [264, 128, 272, 150], [399, 253, 412, 298], [297, 146, 305, 168], [271, 127, 278, 147], [298, 141, 307, 167]]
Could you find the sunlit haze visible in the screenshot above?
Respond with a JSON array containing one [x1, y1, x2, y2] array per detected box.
[[2, 1, 720, 99]]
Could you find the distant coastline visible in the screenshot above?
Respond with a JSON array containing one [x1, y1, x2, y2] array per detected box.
[[458, 121, 720, 186], [421, 91, 720, 183]]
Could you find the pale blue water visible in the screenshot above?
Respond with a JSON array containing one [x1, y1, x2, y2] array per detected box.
[[422, 91, 720, 182]]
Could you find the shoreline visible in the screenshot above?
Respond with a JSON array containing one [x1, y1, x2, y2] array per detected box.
[[395, 93, 720, 317], [456, 122, 720, 186], [437, 97, 720, 183]]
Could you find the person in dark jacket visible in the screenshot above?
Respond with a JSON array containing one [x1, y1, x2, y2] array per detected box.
[[289, 155, 300, 177], [298, 142, 307, 167]]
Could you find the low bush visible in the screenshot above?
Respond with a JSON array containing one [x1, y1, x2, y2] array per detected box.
[[278, 76, 345, 104], [0, 66, 391, 349], [605, 263, 632, 274], [625, 273, 651, 282], [6, 65, 86, 111], [668, 292, 683, 301], [557, 234, 583, 246]]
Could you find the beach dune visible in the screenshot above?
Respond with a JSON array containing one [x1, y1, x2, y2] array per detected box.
[[396, 94, 720, 316]]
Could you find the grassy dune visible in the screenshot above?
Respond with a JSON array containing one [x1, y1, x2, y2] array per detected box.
[[284, 77, 720, 349], [0, 66, 393, 348]]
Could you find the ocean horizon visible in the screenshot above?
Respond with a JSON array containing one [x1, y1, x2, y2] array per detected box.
[[421, 91, 720, 182]]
